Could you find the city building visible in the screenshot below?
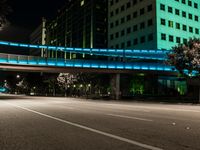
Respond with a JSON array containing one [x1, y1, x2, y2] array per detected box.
[[108, 0, 200, 50], [30, 18, 47, 57], [108, 0, 200, 96], [46, 0, 107, 59]]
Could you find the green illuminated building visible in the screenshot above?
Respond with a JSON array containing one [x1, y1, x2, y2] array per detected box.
[[108, 0, 200, 96], [108, 0, 200, 50]]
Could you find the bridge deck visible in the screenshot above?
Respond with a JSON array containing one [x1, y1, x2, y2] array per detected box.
[[0, 53, 176, 74]]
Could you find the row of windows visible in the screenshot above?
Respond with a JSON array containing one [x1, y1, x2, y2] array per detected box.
[[110, 0, 144, 7], [110, 33, 154, 49], [110, 19, 153, 40], [160, 4, 199, 22], [174, 0, 198, 9], [110, 11, 153, 28], [110, 4, 152, 17], [160, 18, 199, 35], [161, 33, 188, 44]]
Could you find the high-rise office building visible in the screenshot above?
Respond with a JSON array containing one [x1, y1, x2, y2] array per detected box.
[[46, 0, 107, 59], [30, 18, 47, 57], [108, 0, 200, 50]]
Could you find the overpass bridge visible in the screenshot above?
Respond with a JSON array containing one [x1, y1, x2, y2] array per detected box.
[[0, 40, 175, 73], [0, 53, 176, 75], [0, 40, 178, 99]]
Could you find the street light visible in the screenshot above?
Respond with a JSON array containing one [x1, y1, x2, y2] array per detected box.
[[16, 75, 20, 79]]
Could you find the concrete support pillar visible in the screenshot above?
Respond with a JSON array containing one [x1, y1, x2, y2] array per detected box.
[[110, 74, 121, 100]]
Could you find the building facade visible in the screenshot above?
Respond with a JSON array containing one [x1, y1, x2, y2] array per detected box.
[[30, 18, 47, 57], [108, 0, 200, 96], [108, 0, 200, 50], [46, 0, 107, 59]]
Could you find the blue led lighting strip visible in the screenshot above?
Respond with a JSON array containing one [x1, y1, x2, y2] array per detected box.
[[0, 53, 176, 72], [0, 41, 170, 60]]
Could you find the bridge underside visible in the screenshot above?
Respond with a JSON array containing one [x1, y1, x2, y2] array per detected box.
[[0, 63, 177, 76]]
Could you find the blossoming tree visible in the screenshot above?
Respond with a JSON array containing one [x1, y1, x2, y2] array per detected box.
[[168, 38, 200, 102]]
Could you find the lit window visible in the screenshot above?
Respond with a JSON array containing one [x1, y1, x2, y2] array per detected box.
[[168, 21, 173, 28], [80, 0, 84, 6]]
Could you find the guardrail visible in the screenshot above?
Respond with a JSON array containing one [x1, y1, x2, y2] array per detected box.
[[0, 53, 176, 72], [0, 41, 169, 60]]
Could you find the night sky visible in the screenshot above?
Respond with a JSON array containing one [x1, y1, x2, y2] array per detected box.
[[0, 0, 66, 42]]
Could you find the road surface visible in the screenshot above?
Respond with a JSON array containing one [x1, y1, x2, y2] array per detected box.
[[0, 94, 200, 150]]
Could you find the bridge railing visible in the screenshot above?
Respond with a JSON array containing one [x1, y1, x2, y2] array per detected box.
[[0, 40, 170, 60], [0, 53, 176, 72]]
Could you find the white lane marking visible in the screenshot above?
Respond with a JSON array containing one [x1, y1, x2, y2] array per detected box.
[[4, 102, 163, 150], [107, 114, 153, 122]]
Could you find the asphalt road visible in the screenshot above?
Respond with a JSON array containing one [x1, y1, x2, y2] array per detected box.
[[0, 94, 200, 150]]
